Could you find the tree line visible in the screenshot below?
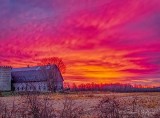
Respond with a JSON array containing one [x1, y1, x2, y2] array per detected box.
[[65, 83, 160, 92]]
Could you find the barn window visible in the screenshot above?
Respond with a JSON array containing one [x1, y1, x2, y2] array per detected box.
[[25, 86, 27, 91], [43, 86, 46, 90], [39, 86, 41, 90], [17, 87, 19, 91]]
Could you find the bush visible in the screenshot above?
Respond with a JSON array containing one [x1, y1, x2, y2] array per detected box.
[[20, 92, 56, 118], [60, 96, 84, 118], [153, 111, 160, 118], [97, 96, 122, 118]]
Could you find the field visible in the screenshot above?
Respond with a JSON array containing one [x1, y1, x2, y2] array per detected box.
[[0, 92, 160, 118]]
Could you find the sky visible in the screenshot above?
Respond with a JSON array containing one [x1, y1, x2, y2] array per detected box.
[[0, 0, 160, 86]]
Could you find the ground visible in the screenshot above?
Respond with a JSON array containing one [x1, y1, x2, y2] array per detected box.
[[0, 92, 160, 118]]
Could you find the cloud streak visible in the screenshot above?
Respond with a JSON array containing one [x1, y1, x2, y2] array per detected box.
[[0, 0, 160, 86]]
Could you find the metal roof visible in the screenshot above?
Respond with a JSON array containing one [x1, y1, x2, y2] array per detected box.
[[12, 65, 56, 72], [11, 65, 63, 83]]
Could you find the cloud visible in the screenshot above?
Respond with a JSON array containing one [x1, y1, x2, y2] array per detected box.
[[0, 0, 160, 86]]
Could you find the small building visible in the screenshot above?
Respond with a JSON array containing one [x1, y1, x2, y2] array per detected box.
[[0, 66, 12, 91], [0, 65, 64, 92]]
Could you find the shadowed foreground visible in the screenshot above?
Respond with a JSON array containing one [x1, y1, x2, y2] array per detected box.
[[0, 92, 160, 118]]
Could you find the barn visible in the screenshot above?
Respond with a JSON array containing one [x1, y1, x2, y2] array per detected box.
[[11, 65, 64, 92], [0, 65, 64, 92]]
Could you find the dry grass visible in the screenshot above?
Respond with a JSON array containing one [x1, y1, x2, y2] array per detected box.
[[0, 92, 160, 118]]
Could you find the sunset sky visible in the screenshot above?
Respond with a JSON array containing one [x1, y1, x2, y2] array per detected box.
[[0, 0, 160, 86]]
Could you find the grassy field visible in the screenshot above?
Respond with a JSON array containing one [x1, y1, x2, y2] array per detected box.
[[0, 92, 160, 118]]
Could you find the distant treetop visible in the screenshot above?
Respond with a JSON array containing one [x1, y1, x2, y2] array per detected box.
[[39, 57, 66, 74]]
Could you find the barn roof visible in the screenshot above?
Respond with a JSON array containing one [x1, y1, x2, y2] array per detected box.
[[12, 65, 56, 71], [11, 65, 64, 83]]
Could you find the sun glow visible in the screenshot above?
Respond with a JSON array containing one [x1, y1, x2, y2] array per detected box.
[[0, 0, 160, 86]]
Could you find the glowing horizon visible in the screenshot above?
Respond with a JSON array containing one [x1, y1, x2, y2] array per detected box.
[[0, 0, 160, 87]]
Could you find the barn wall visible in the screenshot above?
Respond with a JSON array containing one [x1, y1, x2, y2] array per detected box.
[[13, 82, 48, 92], [0, 67, 11, 91], [55, 81, 63, 90], [11, 65, 64, 92]]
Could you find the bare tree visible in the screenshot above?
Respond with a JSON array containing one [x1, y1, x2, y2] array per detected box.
[[39, 57, 66, 74], [39, 57, 66, 92], [0, 97, 20, 118], [97, 96, 122, 118], [132, 96, 138, 112], [153, 111, 160, 118], [20, 92, 56, 118], [41, 65, 57, 92], [60, 96, 84, 118]]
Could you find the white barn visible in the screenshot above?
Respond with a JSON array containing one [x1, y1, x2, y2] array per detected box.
[[11, 65, 64, 92]]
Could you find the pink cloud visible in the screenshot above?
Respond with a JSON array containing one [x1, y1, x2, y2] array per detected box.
[[0, 0, 160, 86]]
